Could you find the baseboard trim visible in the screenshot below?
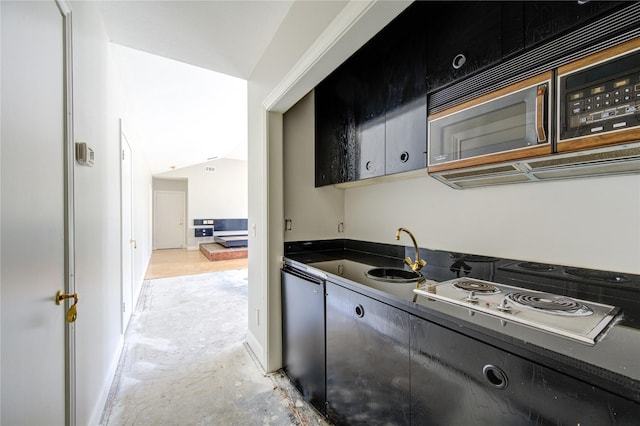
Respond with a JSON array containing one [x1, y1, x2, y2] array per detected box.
[[89, 334, 125, 426], [246, 331, 266, 371]]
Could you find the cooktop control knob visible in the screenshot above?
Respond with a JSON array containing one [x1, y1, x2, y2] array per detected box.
[[497, 298, 512, 313], [466, 290, 479, 303]]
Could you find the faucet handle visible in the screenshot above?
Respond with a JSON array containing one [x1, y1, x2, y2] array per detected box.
[[404, 257, 416, 269], [411, 258, 426, 272]]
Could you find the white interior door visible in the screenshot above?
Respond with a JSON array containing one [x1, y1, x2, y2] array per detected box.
[[154, 191, 186, 249], [121, 127, 134, 331], [1, 1, 70, 424]]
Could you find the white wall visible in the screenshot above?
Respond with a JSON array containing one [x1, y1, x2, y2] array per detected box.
[[71, 2, 152, 424], [283, 91, 345, 242], [345, 173, 640, 274], [156, 158, 248, 249]]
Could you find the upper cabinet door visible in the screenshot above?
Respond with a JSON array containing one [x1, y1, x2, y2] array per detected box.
[[385, 3, 428, 175], [524, 1, 623, 50], [426, 2, 503, 93], [315, 63, 356, 186], [352, 40, 386, 180]]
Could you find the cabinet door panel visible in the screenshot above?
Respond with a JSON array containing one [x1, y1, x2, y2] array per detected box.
[[385, 98, 426, 175], [385, 3, 427, 175], [502, 1, 525, 59], [326, 282, 410, 425], [352, 41, 386, 180], [426, 2, 502, 93], [410, 316, 640, 425], [524, 1, 623, 50], [314, 65, 355, 186]]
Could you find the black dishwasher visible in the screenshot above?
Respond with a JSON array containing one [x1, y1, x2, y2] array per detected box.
[[281, 265, 326, 414]]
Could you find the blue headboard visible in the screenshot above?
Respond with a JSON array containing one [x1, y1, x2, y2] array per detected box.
[[214, 218, 248, 231]]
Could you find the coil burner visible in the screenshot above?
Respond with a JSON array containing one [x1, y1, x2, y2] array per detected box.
[[506, 292, 593, 317], [452, 280, 501, 294]]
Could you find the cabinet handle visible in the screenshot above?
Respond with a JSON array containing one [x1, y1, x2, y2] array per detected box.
[[355, 304, 365, 318], [482, 364, 508, 390], [365, 161, 373, 171], [400, 151, 409, 163], [452, 53, 466, 70], [535, 83, 548, 143]]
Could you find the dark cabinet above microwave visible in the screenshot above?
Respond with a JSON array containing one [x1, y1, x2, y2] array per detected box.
[[425, 2, 522, 94], [524, 1, 624, 51]]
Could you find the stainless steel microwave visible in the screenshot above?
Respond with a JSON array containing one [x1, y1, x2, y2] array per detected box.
[[428, 72, 553, 173], [557, 37, 640, 153]]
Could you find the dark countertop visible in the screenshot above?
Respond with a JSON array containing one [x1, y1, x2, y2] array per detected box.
[[284, 239, 640, 404]]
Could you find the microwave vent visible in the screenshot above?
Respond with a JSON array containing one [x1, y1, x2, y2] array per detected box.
[[440, 165, 518, 180], [430, 143, 640, 189], [531, 160, 640, 180], [453, 174, 531, 188], [528, 147, 640, 169]]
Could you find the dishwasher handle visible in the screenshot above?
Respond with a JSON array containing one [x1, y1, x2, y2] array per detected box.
[[282, 265, 325, 285]]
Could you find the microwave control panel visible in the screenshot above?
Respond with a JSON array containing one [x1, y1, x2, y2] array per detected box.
[[559, 49, 640, 141]]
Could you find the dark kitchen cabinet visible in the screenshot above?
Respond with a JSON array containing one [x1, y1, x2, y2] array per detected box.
[[524, 1, 624, 50], [426, 2, 508, 93], [314, 3, 428, 187], [325, 281, 410, 425], [315, 62, 356, 186], [410, 316, 640, 425], [384, 2, 428, 175], [352, 39, 386, 180]]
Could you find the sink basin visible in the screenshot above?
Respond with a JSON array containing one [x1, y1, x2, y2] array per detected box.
[[364, 267, 424, 283]]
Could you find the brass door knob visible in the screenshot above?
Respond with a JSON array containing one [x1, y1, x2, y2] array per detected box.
[[56, 291, 78, 323]]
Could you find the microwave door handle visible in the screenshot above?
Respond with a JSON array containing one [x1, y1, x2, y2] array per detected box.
[[535, 84, 548, 143]]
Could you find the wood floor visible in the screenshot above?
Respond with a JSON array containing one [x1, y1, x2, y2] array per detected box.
[[144, 248, 248, 280]]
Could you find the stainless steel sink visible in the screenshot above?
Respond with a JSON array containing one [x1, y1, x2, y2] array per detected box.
[[365, 267, 424, 283]]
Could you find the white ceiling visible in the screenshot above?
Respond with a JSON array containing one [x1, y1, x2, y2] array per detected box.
[[112, 44, 248, 174], [98, 1, 295, 174]]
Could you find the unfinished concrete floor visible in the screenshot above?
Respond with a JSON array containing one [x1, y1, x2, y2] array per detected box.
[[101, 269, 328, 425]]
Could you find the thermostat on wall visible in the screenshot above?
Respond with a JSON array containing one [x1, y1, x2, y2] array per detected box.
[[76, 142, 94, 167]]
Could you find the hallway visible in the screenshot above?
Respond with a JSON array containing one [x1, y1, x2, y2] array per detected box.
[[101, 255, 326, 425]]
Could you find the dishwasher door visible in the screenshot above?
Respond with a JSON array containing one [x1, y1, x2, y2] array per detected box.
[[281, 266, 326, 414]]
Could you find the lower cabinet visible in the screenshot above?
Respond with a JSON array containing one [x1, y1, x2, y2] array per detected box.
[[410, 316, 640, 425], [284, 271, 640, 424], [325, 281, 410, 425]]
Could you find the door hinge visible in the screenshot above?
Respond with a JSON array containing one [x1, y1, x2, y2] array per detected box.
[[122, 150, 125, 161], [122, 302, 126, 313]]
